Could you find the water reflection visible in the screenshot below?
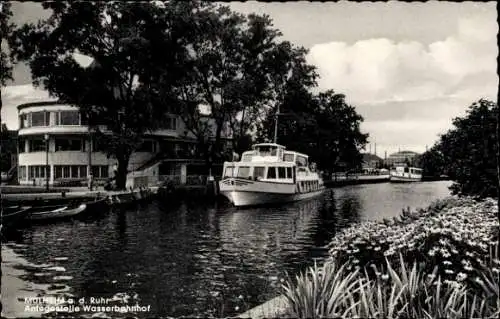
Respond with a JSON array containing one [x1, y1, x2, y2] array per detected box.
[[2, 181, 452, 318]]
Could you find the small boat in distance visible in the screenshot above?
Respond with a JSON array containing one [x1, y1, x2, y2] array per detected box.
[[390, 165, 423, 182], [219, 143, 325, 207]]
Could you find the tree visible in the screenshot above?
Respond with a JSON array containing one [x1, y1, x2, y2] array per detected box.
[[151, 2, 318, 168], [312, 90, 368, 173], [420, 146, 446, 178], [433, 99, 498, 198], [0, 2, 15, 126], [10, 1, 177, 189]]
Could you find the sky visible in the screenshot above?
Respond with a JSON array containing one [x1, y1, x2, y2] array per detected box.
[[2, 1, 498, 156]]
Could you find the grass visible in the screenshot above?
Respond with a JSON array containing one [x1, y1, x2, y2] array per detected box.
[[282, 197, 500, 319]]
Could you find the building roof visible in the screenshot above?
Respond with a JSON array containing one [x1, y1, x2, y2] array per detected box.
[[388, 150, 420, 157], [17, 100, 66, 110], [363, 153, 382, 162]]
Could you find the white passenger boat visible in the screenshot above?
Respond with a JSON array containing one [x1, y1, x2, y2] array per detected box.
[[219, 143, 325, 207], [390, 165, 423, 182]]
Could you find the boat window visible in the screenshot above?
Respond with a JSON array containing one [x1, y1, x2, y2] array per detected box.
[[267, 167, 276, 179], [257, 146, 271, 156], [271, 148, 277, 156], [253, 166, 265, 180], [284, 153, 294, 162], [224, 166, 234, 177], [278, 167, 286, 179], [286, 167, 292, 179], [237, 166, 251, 178], [296, 155, 308, 167], [404, 167, 409, 173]]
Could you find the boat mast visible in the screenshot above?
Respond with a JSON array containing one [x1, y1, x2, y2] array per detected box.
[[273, 103, 279, 144]]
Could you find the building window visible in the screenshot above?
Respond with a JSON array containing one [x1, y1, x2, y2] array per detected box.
[[58, 111, 80, 125], [267, 167, 276, 179], [55, 138, 85, 151], [136, 140, 155, 152], [18, 166, 26, 180], [30, 111, 49, 127], [18, 138, 25, 153], [54, 165, 88, 179], [91, 165, 109, 178], [28, 165, 50, 179], [28, 139, 46, 152], [19, 114, 27, 128], [164, 117, 177, 130]]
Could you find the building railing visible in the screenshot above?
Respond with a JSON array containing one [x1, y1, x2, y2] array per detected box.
[[158, 174, 209, 186]]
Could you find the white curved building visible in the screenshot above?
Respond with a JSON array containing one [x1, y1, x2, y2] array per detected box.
[[16, 101, 232, 187]]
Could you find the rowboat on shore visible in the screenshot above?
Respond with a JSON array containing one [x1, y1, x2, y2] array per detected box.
[[27, 203, 87, 221]]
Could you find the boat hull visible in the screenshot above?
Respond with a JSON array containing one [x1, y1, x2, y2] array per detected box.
[[28, 204, 87, 221], [220, 188, 324, 207], [389, 176, 422, 183]]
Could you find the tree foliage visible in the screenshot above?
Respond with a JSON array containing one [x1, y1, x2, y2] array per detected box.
[[424, 99, 498, 198], [10, 0, 371, 186], [1, 2, 15, 124], [10, 1, 176, 189], [151, 1, 316, 166]]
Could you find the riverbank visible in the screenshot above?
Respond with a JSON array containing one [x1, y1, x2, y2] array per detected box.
[[247, 197, 499, 318]]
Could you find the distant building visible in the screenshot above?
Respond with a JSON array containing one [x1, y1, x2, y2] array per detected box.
[[16, 101, 232, 186], [362, 153, 383, 169], [385, 150, 420, 167]]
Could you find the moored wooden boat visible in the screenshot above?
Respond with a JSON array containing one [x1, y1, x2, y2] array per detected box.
[[27, 203, 87, 221]]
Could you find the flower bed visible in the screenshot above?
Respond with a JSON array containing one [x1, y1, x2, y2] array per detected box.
[[328, 197, 499, 287], [282, 197, 500, 318]]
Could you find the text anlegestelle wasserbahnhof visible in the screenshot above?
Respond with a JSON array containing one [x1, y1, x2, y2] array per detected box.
[[23, 296, 151, 314]]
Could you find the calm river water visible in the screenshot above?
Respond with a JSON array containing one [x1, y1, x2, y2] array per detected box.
[[1, 181, 452, 318]]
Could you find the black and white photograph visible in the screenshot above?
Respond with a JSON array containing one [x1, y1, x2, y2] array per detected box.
[[1, 1, 498, 318]]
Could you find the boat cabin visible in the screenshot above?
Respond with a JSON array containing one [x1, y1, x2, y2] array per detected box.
[[240, 143, 309, 167], [222, 143, 315, 183], [223, 161, 296, 183], [393, 166, 423, 175]]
